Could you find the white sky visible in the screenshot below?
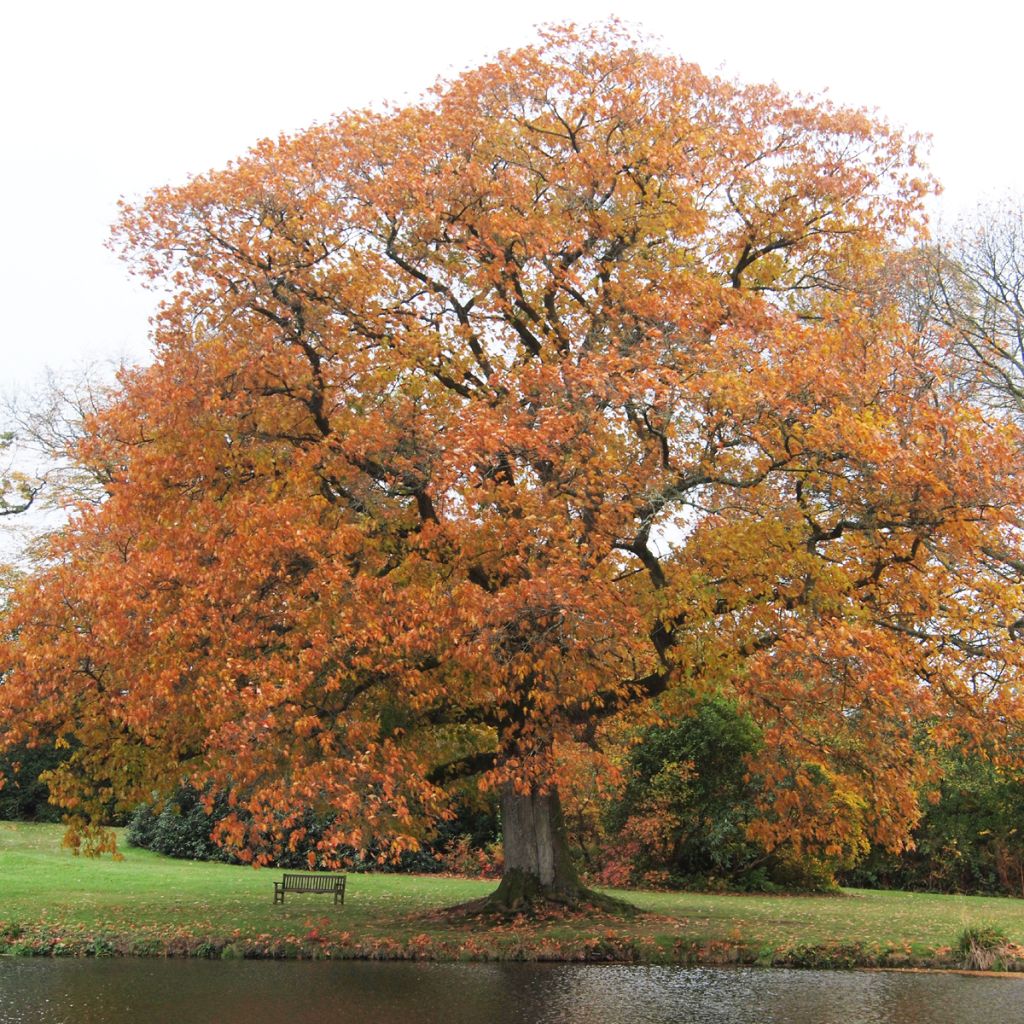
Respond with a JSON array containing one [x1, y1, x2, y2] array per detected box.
[[1, 0, 1022, 393]]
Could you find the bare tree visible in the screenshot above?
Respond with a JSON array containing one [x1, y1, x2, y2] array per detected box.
[[926, 197, 1024, 425], [0, 432, 40, 517], [914, 198, 1024, 592], [3, 362, 121, 515]]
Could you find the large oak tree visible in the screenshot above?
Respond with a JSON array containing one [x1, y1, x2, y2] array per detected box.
[[3, 25, 1023, 908]]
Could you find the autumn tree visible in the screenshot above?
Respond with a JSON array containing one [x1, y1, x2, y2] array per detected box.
[[3, 25, 1023, 909]]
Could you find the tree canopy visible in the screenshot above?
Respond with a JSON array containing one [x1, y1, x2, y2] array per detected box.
[[2, 24, 1023, 907]]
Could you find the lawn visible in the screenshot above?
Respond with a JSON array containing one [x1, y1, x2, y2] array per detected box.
[[3, 821, 1024, 967]]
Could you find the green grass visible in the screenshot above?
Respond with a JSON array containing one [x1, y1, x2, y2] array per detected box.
[[3, 821, 1024, 966]]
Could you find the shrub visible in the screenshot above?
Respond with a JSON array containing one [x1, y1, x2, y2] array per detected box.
[[957, 924, 1012, 971], [127, 783, 501, 874], [127, 786, 235, 862], [0, 742, 65, 822], [435, 834, 503, 878], [602, 699, 772, 888], [842, 751, 1024, 897], [600, 699, 847, 891]]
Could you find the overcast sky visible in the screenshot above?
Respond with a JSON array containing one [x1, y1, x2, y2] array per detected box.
[[2, 0, 1021, 393]]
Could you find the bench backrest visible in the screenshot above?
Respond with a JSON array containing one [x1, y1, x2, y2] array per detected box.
[[280, 873, 345, 893]]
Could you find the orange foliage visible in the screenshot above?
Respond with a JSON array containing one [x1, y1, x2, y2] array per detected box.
[[2, 24, 1023, 864]]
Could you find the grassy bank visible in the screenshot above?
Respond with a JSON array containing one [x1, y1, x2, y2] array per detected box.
[[3, 821, 1024, 968]]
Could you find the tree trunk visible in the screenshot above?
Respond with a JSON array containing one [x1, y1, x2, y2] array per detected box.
[[484, 783, 623, 913]]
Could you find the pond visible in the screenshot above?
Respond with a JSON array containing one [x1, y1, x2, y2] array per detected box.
[[1, 960, 1020, 1024]]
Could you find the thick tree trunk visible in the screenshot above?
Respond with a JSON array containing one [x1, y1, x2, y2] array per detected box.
[[484, 783, 624, 913]]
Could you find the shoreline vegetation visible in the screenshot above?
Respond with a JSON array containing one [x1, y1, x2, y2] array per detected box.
[[3, 823, 1024, 971]]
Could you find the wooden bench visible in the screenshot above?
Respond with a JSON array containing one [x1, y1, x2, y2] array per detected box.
[[273, 872, 347, 905]]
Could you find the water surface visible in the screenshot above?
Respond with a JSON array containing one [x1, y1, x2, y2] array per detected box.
[[1, 960, 1021, 1024]]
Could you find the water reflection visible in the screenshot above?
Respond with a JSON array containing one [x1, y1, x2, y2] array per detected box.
[[0, 960, 1020, 1024]]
